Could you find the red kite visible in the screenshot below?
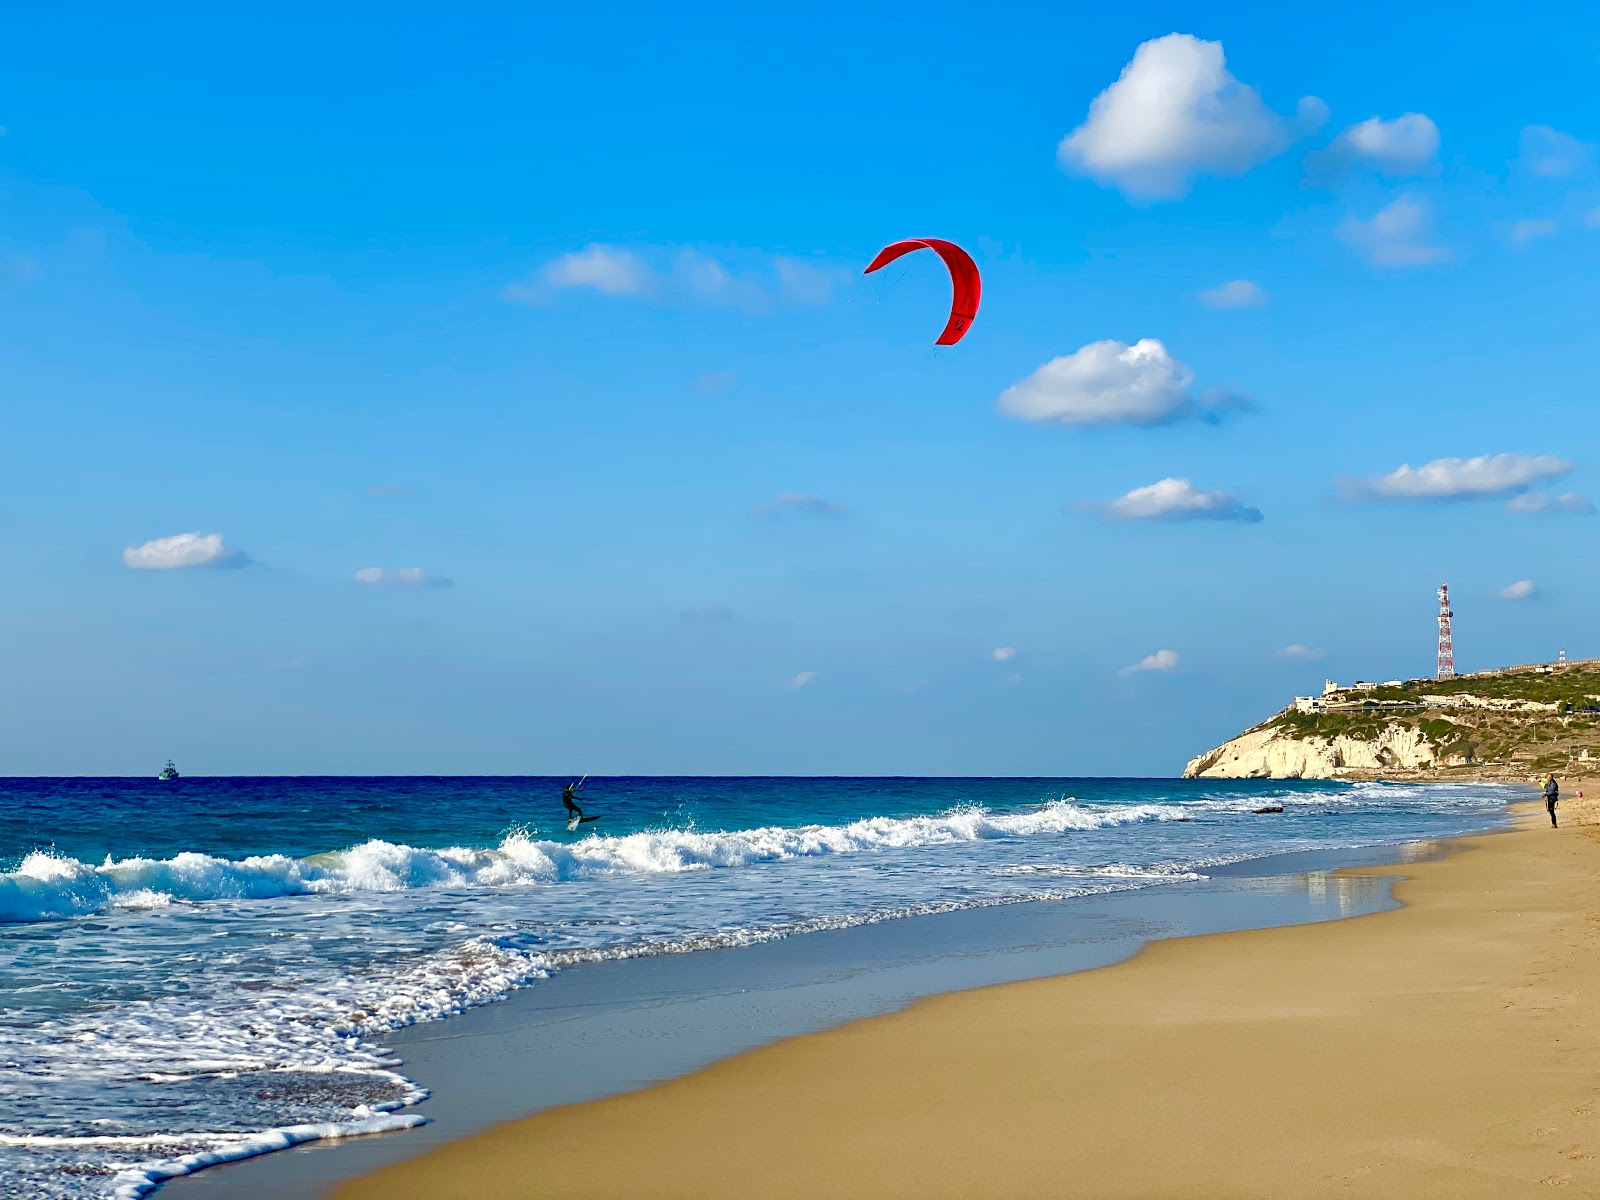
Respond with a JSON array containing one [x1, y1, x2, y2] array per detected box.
[[864, 238, 981, 345]]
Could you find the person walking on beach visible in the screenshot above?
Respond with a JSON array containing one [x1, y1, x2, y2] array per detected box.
[[1543, 773, 1560, 827]]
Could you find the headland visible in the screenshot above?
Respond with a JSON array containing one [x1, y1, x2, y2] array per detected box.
[[1186, 656, 1600, 782]]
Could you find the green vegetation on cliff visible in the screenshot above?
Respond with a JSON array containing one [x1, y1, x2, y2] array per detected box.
[[1262, 660, 1600, 777], [1352, 663, 1600, 707]]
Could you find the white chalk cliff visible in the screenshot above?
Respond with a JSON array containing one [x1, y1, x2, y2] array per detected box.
[[1183, 717, 1439, 779]]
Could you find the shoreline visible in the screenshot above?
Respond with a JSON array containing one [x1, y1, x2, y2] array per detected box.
[[161, 810, 1517, 1199], [331, 799, 1600, 1199]]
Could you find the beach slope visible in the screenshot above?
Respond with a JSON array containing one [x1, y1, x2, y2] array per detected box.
[[335, 809, 1600, 1199]]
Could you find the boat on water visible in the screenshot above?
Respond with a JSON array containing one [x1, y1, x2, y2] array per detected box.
[[158, 759, 180, 781]]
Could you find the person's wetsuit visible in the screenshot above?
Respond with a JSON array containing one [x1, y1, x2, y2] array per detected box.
[[562, 783, 584, 822], [1544, 776, 1560, 827]]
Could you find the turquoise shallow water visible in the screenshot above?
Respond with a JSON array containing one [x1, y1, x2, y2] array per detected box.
[[0, 775, 1512, 1197]]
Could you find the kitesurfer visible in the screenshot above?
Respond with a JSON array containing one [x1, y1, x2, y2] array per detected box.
[[562, 780, 585, 823]]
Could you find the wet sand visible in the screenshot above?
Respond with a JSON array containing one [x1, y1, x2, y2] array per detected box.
[[169, 844, 1421, 1199], [334, 802, 1600, 1199]]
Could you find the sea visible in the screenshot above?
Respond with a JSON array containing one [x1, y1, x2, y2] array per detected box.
[[0, 775, 1513, 1198]]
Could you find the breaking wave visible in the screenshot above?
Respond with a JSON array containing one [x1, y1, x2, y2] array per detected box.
[[0, 799, 1224, 922]]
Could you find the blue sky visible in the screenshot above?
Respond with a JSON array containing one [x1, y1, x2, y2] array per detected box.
[[3, 3, 1599, 775]]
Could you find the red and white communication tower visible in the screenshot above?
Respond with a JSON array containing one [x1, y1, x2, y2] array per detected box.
[[1436, 583, 1455, 680]]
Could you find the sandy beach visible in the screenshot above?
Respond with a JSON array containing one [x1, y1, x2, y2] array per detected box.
[[333, 798, 1600, 1199]]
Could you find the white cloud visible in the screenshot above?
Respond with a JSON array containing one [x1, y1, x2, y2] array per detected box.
[[1342, 453, 1571, 502], [1295, 97, 1331, 134], [992, 646, 1017, 662], [353, 567, 454, 589], [1511, 218, 1559, 246], [1279, 643, 1326, 661], [1087, 477, 1263, 523], [504, 245, 841, 311], [508, 244, 653, 302], [123, 532, 248, 570], [1057, 34, 1299, 199], [1507, 490, 1596, 515], [1197, 279, 1266, 309], [999, 338, 1244, 427], [1338, 195, 1452, 268], [673, 249, 754, 306], [1499, 579, 1537, 601], [1311, 113, 1439, 175], [1120, 649, 1179, 676], [755, 491, 848, 519], [1520, 125, 1595, 177], [789, 671, 816, 689]]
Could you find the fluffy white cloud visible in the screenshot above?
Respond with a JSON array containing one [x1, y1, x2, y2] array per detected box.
[[1088, 477, 1263, 523], [1058, 34, 1300, 199], [123, 532, 247, 570], [1197, 279, 1266, 309], [1279, 644, 1326, 661], [1338, 195, 1452, 268], [353, 567, 454, 589], [755, 492, 848, 519], [1120, 649, 1179, 676], [1520, 125, 1595, 177], [1499, 580, 1537, 601], [1312, 113, 1439, 175], [1341, 453, 1571, 501], [992, 646, 1017, 662], [999, 338, 1242, 427], [504, 245, 840, 310], [1511, 218, 1559, 246], [1507, 490, 1596, 515], [789, 671, 816, 689]]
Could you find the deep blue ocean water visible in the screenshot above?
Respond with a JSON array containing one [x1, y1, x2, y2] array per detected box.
[[0, 775, 1512, 1197]]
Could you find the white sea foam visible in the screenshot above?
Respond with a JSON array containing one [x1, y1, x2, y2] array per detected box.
[[4, 786, 1497, 926], [104, 1110, 428, 1200], [995, 863, 1207, 880], [0, 782, 1514, 1199], [0, 799, 1235, 922], [13, 876, 1159, 1200]]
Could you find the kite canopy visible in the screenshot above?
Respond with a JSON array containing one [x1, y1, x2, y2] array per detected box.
[[863, 238, 981, 345]]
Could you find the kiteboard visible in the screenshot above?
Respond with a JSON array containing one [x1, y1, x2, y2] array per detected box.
[[566, 815, 601, 831]]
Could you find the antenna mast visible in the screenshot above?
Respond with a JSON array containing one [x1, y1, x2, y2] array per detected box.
[[1436, 584, 1455, 680]]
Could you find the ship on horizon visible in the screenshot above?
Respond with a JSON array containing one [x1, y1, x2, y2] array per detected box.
[[158, 759, 180, 781]]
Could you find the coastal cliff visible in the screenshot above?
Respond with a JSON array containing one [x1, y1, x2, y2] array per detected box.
[[1184, 659, 1600, 781], [1183, 720, 1440, 779]]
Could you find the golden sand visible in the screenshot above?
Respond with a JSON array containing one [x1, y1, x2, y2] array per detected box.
[[337, 805, 1600, 1199]]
